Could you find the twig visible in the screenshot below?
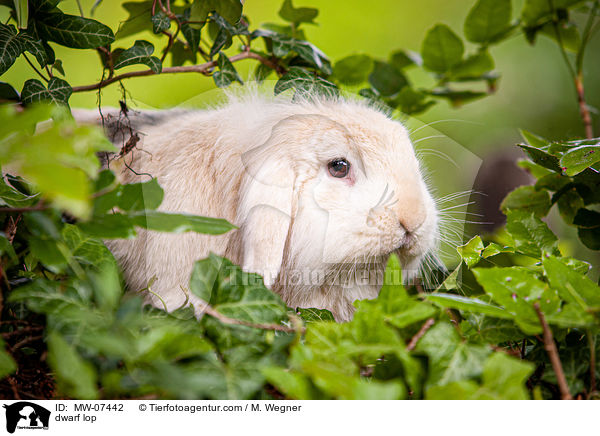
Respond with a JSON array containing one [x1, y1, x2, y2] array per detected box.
[[2, 326, 44, 339], [406, 318, 435, 351], [0, 204, 48, 213], [575, 74, 594, 139], [533, 303, 572, 400], [71, 51, 283, 93], [197, 297, 304, 334], [11, 335, 43, 351]]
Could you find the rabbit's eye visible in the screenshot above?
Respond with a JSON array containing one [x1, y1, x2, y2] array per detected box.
[[328, 159, 350, 178]]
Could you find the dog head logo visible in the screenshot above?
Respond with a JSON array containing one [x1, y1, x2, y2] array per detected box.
[[3, 402, 50, 433]]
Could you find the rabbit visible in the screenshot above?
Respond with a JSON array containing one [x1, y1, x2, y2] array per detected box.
[[78, 92, 439, 322]]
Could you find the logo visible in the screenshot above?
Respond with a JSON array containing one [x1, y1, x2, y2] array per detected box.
[[3, 402, 50, 433]]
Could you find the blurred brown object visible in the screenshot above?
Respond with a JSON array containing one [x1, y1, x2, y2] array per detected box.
[[471, 148, 534, 234]]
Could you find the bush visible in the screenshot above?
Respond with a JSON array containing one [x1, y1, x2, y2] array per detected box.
[[0, 0, 599, 399]]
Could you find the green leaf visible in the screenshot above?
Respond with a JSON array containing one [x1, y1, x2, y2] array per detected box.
[[295, 307, 335, 323], [332, 54, 373, 86], [274, 67, 338, 97], [393, 87, 436, 115], [472, 267, 544, 334], [427, 352, 533, 399], [389, 50, 419, 70], [501, 185, 551, 217], [213, 52, 243, 88], [539, 21, 581, 52], [0, 338, 16, 378], [429, 88, 487, 106], [482, 242, 514, 258], [47, 331, 99, 399], [560, 143, 600, 176], [151, 10, 171, 34], [132, 210, 236, 234], [14, 0, 29, 29], [415, 323, 491, 387], [115, 1, 153, 39], [421, 24, 464, 73], [543, 255, 600, 308], [189, 254, 287, 326], [21, 77, 72, 106], [18, 30, 52, 68], [449, 51, 494, 80], [368, 61, 407, 97], [457, 235, 484, 267], [36, 12, 115, 49], [189, 0, 242, 27], [0, 23, 23, 75], [464, 0, 512, 44], [522, 0, 584, 26], [114, 40, 162, 74], [279, 0, 318, 25], [117, 178, 164, 211], [505, 211, 559, 258], [0, 82, 20, 101], [427, 293, 513, 319]]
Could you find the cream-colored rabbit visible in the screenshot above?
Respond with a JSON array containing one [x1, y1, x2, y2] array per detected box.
[[82, 93, 439, 321]]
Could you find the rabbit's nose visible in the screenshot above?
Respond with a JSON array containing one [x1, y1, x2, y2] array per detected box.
[[398, 200, 426, 234]]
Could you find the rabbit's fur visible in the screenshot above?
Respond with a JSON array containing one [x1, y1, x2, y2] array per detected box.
[[87, 93, 439, 321]]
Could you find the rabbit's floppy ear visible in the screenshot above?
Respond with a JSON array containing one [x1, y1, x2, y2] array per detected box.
[[236, 118, 299, 286]]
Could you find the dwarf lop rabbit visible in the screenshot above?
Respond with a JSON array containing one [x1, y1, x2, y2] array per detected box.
[[96, 94, 439, 322]]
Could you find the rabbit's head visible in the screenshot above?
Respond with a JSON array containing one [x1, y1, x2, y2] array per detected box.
[[234, 99, 438, 319]]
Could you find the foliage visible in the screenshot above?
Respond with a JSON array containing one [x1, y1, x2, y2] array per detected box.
[[0, 0, 599, 400]]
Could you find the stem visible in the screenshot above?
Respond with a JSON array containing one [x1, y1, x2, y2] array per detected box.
[[71, 51, 282, 93], [22, 53, 49, 83], [589, 332, 597, 395], [548, 0, 595, 138], [406, 318, 435, 351], [533, 303, 572, 400], [575, 73, 594, 139]]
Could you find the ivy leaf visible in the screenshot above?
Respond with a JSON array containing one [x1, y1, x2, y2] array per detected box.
[[501, 185, 551, 217], [279, 0, 318, 25], [505, 211, 559, 258], [0, 82, 20, 102], [47, 331, 99, 399], [114, 40, 162, 73], [332, 54, 373, 86], [559, 143, 600, 176], [19, 31, 53, 68], [457, 235, 484, 268], [21, 77, 72, 106], [543, 255, 600, 309], [115, 1, 153, 39], [0, 23, 23, 75], [151, 11, 171, 34], [213, 52, 243, 88], [295, 307, 335, 323], [471, 267, 544, 334], [35, 12, 115, 49], [117, 178, 164, 211], [427, 353, 533, 399], [464, 0, 512, 44], [421, 24, 464, 73], [427, 293, 513, 319], [368, 61, 407, 97], [189, 0, 242, 28], [415, 323, 491, 387], [274, 67, 338, 97]]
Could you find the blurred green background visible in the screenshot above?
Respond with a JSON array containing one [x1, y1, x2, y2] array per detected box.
[[1, 0, 599, 266]]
